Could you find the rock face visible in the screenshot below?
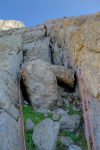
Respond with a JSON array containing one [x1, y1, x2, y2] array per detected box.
[[21, 59, 59, 109], [0, 33, 23, 149], [0, 110, 23, 150], [0, 12, 99, 149], [0, 20, 25, 30], [32, 118, 60, 150]]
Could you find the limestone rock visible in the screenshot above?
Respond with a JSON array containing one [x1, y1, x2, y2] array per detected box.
[[51, 65, 75, 87], [0, 20, 25, 30], [59, 136, 73, 147], [49, 14, 100, 99], [23, 37, 51, 63], [32, 118, 60, 150], [35, 107, 51, 114], [52, 112, 61, 121], [22, 25, 46, 43], [25, 119, 35, 131], [21, 59, 59, 109], [0, 110, 23, 150], [53, 108, 67, 116], [0, 33, 23, 149], [68, 145, 81, 150], [60, 114, 80, 131], [0, 12, 100, 150]]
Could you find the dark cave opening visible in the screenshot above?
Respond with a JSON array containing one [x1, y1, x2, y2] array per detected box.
[[57, 71, 77, 93], [20, 77, 31, 104]]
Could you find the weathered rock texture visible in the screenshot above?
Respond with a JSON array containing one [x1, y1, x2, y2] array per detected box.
[[0, 12, 100, 149], [0, 20, 25, 30], [0, 30, 23, 149], [21, 59, 59, 109], [32, 118, 60, 150]]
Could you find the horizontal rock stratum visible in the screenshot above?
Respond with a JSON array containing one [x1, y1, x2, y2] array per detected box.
[[0, 12, 100, 149]]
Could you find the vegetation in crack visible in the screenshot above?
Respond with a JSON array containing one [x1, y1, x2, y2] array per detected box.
[[23, 104, 54, 150]]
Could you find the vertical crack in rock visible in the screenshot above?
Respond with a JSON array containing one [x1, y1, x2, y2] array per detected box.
[[20, 76, 31, 104]]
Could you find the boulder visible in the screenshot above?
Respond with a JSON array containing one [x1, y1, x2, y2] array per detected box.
[[51, 65, 75, 87], [60, 114, 80, 131], [21, 59, 59, 109], [32, 118, 60, 150]]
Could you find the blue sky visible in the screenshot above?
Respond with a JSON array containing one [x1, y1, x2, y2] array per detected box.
[[0, 0, 100, 27]]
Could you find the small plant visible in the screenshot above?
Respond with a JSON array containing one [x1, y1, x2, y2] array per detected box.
[[23, 105, 45, 125], [25, 129, 36, 150], [59, 129, 88, 150], [66, 105, 82, 116], [57, 140, 66, 150], [47, 112, 53, 118], [23, 105, 46, 150]]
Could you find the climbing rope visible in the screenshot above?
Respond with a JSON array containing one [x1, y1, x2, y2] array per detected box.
[[18, 72, 26, 150], [77, 68, 96, 150]]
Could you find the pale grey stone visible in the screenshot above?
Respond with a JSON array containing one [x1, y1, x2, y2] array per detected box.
[[60, 114, 80, 131], [53, 108, 67, 116], [32, 118, 60, 150], [25, 119, 35, 131], [68, 145, 81, 150], [35, 107, 51, 114], [59, 136, 73, 147], [21, 59, 59, 109], [52, 112, 61, 121]]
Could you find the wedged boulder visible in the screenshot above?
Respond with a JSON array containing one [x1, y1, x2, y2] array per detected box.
[[51, 65, 75, 87], [32, 118, 60, 150], [21, 59, 59, 109]]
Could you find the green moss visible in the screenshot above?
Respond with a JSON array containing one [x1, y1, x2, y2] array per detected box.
[[47, 112, 53, 118], [60, 129, 88, 150], [23, 105, 55, 150], [57, 140, 66, 150], [23, 105, 45, 125], [23, 105, 46, 150], [25, 129, 36, 150], [23, 104, 87, 150], [66, 105, 82, 116]]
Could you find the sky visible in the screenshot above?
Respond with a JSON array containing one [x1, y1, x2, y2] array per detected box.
[[0, 0, 100, 27]]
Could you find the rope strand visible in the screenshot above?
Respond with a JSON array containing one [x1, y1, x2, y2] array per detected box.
[[77, 68, 96, 150], [18, 73, 26, 150]]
